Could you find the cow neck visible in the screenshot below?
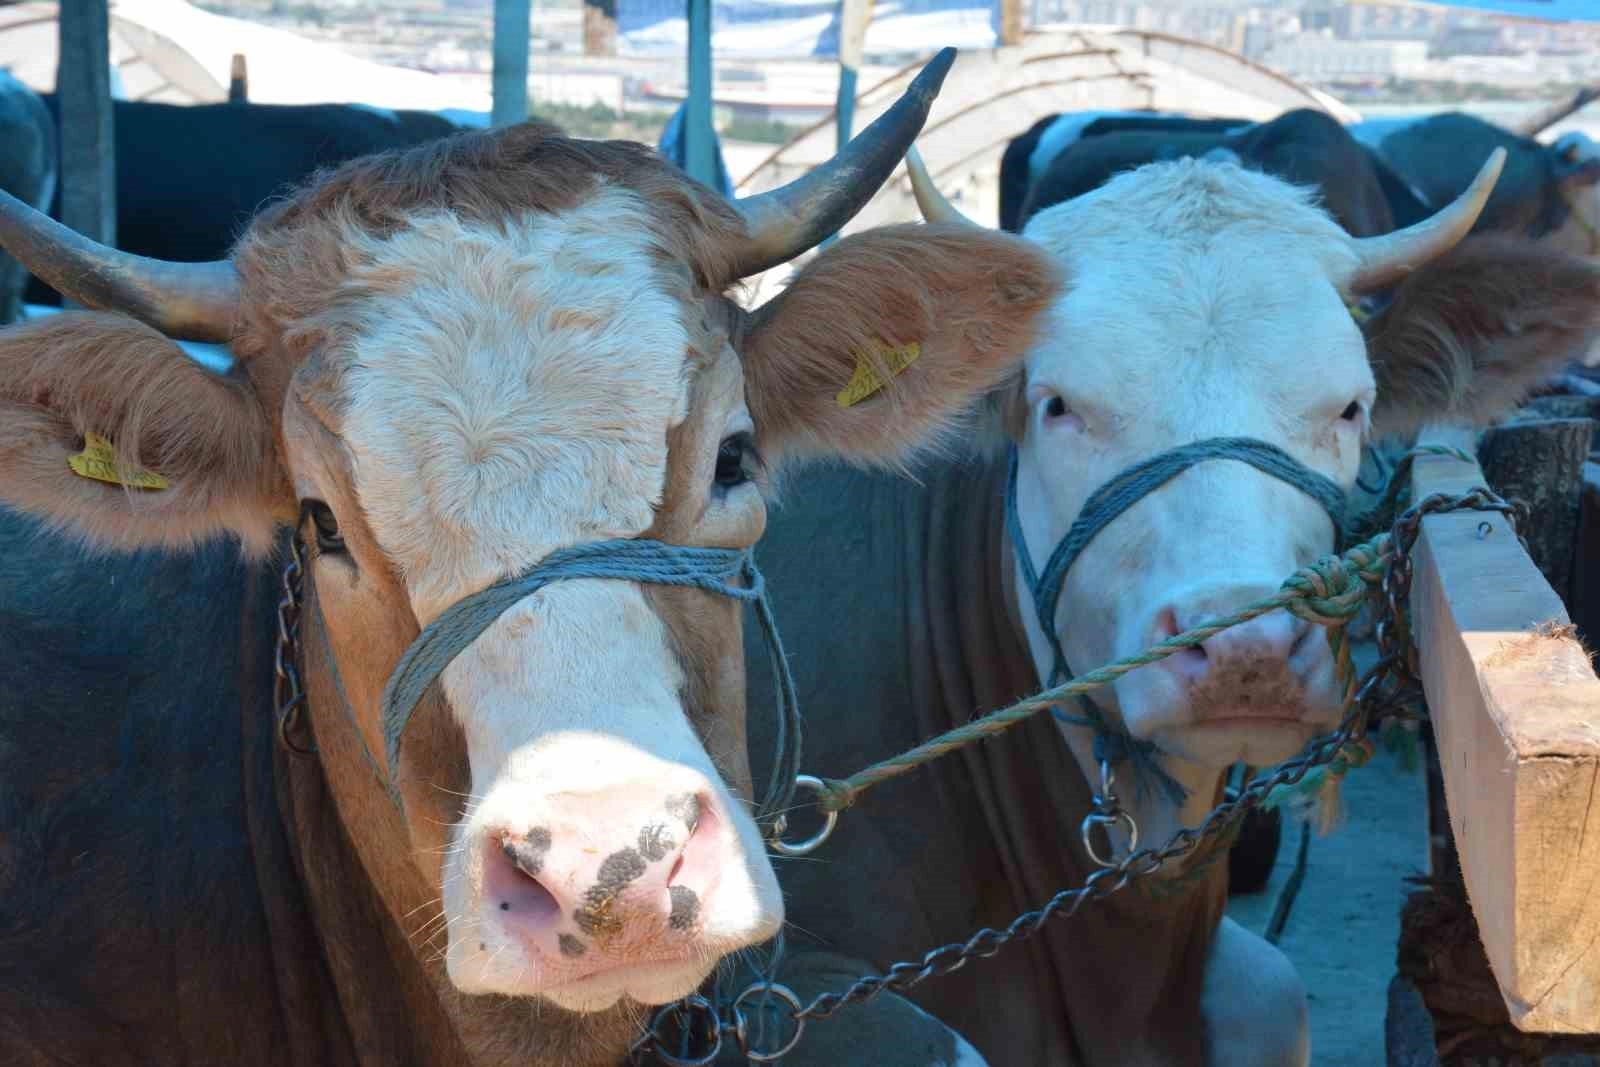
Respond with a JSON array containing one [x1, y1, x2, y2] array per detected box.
[[277, 574, 637, 1067]]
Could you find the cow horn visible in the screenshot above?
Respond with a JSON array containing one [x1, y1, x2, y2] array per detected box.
[[1349, 148, 1505, 293], [905, 146, 982, 228], [1511, 83, 1600, 138], [728, 47, 956, 278], [0, 189, 239, 343]]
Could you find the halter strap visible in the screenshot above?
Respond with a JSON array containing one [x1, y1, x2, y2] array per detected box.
[[1005, 437, 1347, 802], [347, 537, 802, 828]]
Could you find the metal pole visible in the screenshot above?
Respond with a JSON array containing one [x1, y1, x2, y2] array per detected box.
[[684, 0, 715, 186], [493, 0, 532, 127], [835, 0, 872, 152], [57, 0, 116, 259]]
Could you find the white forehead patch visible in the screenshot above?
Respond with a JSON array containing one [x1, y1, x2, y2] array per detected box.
[[337, 186, 693, 619], [1018, 159, 1372, 431]]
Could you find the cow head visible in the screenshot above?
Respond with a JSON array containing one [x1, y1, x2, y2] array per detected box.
[[908, 147, 1600, 796], [0, 81, 1059, 1032]]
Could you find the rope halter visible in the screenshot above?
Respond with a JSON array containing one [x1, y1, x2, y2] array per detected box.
[[1004, 437, 1347, 807], [378, 538, 803, 835]]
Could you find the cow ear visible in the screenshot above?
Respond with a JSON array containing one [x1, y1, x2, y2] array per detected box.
[[1365, 237, 1600, 438], [738, 222, 1062, 469], [0, 312, 293, 554]]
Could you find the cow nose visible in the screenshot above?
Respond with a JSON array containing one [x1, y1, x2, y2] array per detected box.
[[1153, 599, 1312, 687], [481, 785, 724, 973]]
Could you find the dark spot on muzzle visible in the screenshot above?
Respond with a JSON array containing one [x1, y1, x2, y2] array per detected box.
[[668, 886, 700, 931], [665, 793, 701, 834], [501, 827, 552, 879], [574, 847, 647, 937], [638, 823, 676, 862], [558, 933, 588, 958]]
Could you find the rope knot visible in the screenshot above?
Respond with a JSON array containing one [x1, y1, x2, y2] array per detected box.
[[1282, 555, 1367, 627]]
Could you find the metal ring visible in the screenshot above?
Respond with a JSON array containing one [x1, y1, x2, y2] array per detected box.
[[1081, 809, 1139, 868], [732, 981, 805, 1063], [768, 775, 839, 857], [640, 995, 723, 1067]]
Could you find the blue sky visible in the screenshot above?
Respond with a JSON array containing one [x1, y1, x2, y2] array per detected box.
[[1424, 0, 1600, 22]]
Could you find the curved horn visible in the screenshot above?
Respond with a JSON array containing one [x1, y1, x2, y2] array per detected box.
[[0, 189, 239, 342], [1349, 148, 1505, 293], [905, 146, 982, 228], [1512, 84, 1600, 138], [728, 46, 957, 279]]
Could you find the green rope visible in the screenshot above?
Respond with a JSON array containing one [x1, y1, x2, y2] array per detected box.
[[814, 533, 1392, 814]]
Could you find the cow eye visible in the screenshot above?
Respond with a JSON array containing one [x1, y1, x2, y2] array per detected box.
[[1044, 395, 1068, 419], [1339, 400, 1363, 422], [306, 500, 345, 553], [714, 432, 756, 490]]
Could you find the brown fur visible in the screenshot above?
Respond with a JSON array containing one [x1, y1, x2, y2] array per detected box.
[[1365, 236, 1600, 437], [0, 312, 292, 554], [740, 222, 1064, 468]]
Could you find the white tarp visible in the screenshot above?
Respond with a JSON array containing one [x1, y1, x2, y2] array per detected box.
[[616, 0, 998, 59]]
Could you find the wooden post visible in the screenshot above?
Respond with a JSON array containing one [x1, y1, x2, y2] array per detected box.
[[999, 0, 1025, 47], [1574, 460, 1600, 650], [1478, 416, 1595, 607], [493, 0, 532, 127], [228, 53, 249, 104], [1408, 425, 1600, 1033], [582, 0, 617, 56], [684, 0, 714, 187], [57, 0, 115, 257]]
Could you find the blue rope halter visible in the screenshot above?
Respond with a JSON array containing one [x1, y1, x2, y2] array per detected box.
[[1004, 437, 1347, 804], [375, 538, 802, 830]]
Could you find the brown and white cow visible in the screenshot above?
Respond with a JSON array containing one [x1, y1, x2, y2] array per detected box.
[[738, 148, 1600, 1065], [0, 56, 1065, 1065]]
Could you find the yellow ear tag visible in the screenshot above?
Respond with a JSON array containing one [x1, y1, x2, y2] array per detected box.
[[836, 340, 922, 409], [68, 432, 170, 491], [1346, 300, 1371, 325]]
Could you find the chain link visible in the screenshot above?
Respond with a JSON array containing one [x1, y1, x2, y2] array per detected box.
[[632, 481, 1522, 1063], [273, 534, 316, 757]]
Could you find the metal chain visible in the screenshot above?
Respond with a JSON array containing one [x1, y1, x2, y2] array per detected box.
[[632, 481, 1522, 1064], [273, 534, 316, 757]]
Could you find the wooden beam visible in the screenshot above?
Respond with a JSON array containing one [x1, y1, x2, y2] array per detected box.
[[492, 0, 532, 127], [999, 0, 1025, 47], [57, 0, 115, 251], [1409, 425, 1600, 1034], [683, 0, 715, 187], [228, 52, 249, 104]]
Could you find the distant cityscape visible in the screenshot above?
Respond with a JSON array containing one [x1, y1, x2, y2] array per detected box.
[[193, 0, 1600, 137]]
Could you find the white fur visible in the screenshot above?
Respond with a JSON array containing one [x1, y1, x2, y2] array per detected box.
[[334, 187, 781, 1006], [1014, 159, 1372, 774], [1202, 917, 1310, 1067]]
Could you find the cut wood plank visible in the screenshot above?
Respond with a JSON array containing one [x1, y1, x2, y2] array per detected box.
[[1409, 425, 1600, 1034]]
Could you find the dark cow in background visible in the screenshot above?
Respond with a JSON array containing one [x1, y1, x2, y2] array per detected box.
[[23, 96, 461, 307], [0, 73, 53, 324], [1008, 108, 1402, 237], [1354, 113, 1600, 253]]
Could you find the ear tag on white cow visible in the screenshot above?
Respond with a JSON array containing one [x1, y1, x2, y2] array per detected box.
[[836, 339, 922, 408], [67, 432, 170, 491]]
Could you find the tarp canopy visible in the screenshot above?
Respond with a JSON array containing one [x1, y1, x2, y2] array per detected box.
[[616, 0, 999, 59], [1418, 1, 1600, 22]]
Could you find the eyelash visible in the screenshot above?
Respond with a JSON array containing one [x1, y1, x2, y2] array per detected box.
[[715, 433, 759, 490]]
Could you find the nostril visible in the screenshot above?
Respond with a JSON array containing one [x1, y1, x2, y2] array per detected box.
[[1155, 607, 1209, 683], [491, 831, 561, 925]]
